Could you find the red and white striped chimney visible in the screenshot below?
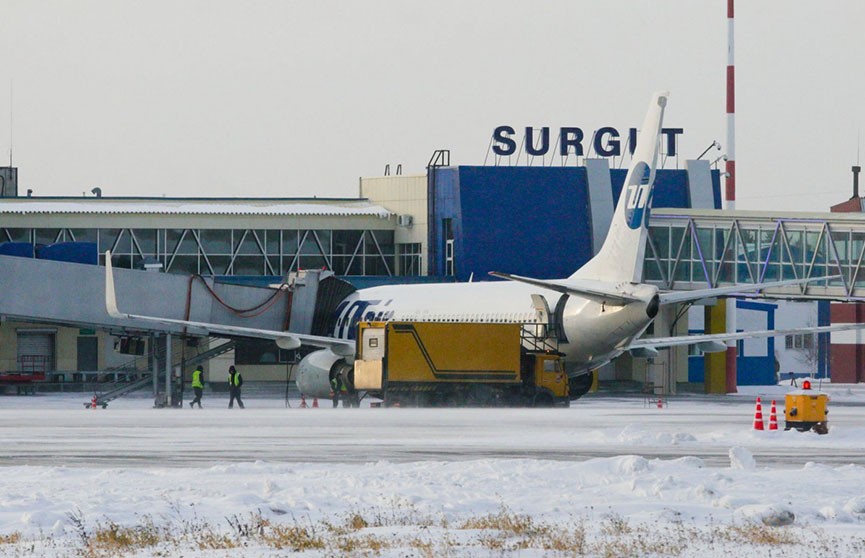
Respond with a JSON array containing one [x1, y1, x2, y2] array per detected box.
[[725, 0, 738, 393]]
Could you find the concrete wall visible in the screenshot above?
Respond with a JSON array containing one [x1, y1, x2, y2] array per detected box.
[[360, 174, 428, 275]]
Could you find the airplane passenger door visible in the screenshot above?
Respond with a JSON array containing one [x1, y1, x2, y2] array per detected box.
[[530, 294, 551, 338]]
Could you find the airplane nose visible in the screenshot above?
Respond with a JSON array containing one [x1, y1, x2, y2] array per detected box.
[[646, 294, 660, 319]]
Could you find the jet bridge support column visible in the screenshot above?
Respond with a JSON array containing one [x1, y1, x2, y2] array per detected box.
[[652, 305, 682, 395], [165, 333, 172, 407], [151, 333, 158, 401], [704, 303, 728, 394]]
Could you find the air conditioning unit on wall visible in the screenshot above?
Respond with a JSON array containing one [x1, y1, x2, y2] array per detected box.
[[397, 214, 414, 227]]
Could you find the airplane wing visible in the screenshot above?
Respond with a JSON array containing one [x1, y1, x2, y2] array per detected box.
[[104, 252, 355, 357], [658, 276, 840, 305], [488, 272, 641, 306], [629, 322, 864, 352]]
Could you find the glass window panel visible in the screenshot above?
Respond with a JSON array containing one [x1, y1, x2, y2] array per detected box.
[[69, 229, 97, 243], [364, 255, 392, 276], [333, 230, 362, 256], [131, 229, 157, 255], [101, 229, 132, 254], [645, 259, 663, 281], [235, 231, 261, 255], [673, 258, 689, 282], [669, 226, 685, 261], [330, 255, 350, 275], [780, 261, 797, 280], [281, 255, 298, 275], [760, 229, 779, 264], [208, 256, 231, 275], [110, 253, 133, 269], [265, 255, 279, 276], [696, 227, 712, 262], [200, 230, 232, 253], [315, 230, 331, 254], [300, 233, 324, 255], [371, 230, 394, 255], [364, 231, 378, 252], [35, 228, 62, 246], [169, 255, 198, 275], [264, 231, 279, 255], [785, 229, 804, 266], [739, 228, 756, 261], [650, 226, 670, 260], [299, 254, 327, 270], [831, 230, 849, 265], [233, 255, 264, 275], [282, 230, 299, 256], [167, 229, 197, 254], [235, 339, 281, 365], [345, 255, 363, 275], [5, 228, 31, 242]]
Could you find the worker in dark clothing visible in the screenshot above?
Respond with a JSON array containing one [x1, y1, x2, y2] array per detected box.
[[330, 375, 340, 408], [189, 365, 204, 408], [228, 365, 244, 409]]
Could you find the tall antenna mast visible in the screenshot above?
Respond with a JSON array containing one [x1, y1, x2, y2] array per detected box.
[[724, 0, 737, 394], [8, 79, 12, 167]]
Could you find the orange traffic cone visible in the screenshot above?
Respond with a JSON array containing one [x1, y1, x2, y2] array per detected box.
[[300, 395, 308, 408], [768, 400, 778, 431], [656, 398, 663, 409], [312, 398, 319, 408], [753, 397, 765, 430], [91, 395, 98, 409]]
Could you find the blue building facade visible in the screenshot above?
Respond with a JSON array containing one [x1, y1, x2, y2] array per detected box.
[[428, 164, 722, 281]]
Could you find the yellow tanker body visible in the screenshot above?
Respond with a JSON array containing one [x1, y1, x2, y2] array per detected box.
[[386, 322, 521, 385], [353, 321, 568, 407]]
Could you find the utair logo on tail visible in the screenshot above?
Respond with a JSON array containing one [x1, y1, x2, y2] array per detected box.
[[624, 161, 652, 230]]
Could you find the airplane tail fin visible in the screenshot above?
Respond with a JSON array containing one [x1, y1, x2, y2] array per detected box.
[[571, 91, 669, 283]]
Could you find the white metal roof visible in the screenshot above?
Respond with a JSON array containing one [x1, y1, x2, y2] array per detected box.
[[0, 198, 394, 218]]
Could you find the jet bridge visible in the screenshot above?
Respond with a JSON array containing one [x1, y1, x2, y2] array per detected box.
[[0, 254, 350, 336], [644, 208, 865, 299], [642, 208, 865, 395], [0, 254, 355, 403]]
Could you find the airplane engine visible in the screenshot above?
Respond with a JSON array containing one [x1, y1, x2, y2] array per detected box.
[[296, 349, 353, 398]]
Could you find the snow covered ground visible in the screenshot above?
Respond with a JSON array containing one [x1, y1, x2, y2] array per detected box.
[[1, 386, 864, 556]]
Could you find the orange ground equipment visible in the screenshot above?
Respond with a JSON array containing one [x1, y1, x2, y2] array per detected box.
[[785, 381, 829, 434]]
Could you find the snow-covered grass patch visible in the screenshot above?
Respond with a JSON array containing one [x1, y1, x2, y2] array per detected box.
[[2, 393, 865, 556], [1, 458, 864, 557]]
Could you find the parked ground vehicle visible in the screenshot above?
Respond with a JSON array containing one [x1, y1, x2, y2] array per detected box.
[[351, 321, 569, 407]]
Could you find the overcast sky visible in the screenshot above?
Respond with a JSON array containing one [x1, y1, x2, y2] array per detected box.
[[2, 1, 865, 211]]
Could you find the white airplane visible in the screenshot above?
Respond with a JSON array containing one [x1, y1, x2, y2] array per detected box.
[[105, 92, 856, 400]]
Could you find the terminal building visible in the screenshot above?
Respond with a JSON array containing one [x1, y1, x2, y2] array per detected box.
[[0, 153, 858, 395]]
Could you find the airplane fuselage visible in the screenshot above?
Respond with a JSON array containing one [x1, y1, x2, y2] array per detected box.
[[331, 280, 659, 375]]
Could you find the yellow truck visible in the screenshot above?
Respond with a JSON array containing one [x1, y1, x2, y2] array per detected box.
[[352, 321, 569, 407]]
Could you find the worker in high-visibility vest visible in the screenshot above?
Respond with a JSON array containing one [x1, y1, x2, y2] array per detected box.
[[330, 375, 340, 408], [189, 365, 204, 408], [228, 365, 245, 409]]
